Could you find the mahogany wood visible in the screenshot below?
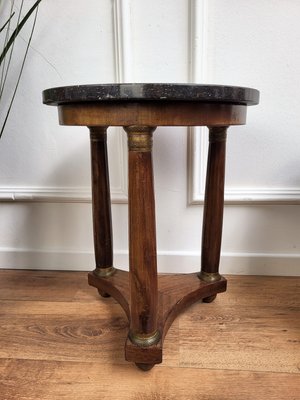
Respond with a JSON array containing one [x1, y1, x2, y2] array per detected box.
[[43, 83, 259, 370], [58, 102, 247, 127], [200, 127, 227, 281], [88, 269, 227, 367], [88, 269, 130, 319], [125, 126, 159, 342], [89, 127, 113, 274]]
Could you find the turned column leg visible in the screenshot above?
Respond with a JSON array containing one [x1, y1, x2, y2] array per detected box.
[[124, 126, 160, 355], [89, 127, 115, 295], [198, 126, 228, 300]]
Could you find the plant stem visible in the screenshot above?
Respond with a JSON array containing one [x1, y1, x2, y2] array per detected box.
[[0, 11, 15, 34], [0, 0, 24, 99], [0, 0, 15, 89]]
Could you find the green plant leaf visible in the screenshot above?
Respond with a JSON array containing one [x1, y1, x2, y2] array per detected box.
[[0, 0, 42, 66], [0, 11, 15, 34], [0, 3, 40, 139]]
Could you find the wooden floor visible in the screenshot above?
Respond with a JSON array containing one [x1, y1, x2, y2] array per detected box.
[[0, 270, 299, 400]]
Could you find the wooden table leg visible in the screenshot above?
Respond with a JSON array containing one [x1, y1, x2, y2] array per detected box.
[[124, 125, 160, 370], [89, 127, 115, 296], [87, 124, 228, 370], [198, 126, 228, 302]]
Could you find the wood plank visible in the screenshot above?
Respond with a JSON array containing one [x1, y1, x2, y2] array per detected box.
[[0, 298, 179, 366], [222, 275, 300, 307], [0, 359, 299, 400], [1, 271, 298, 305], [178, 276, 300, 373], [0, 270, 299, 400], [0, 270, 90, 301], [179, 292, 300, 373]]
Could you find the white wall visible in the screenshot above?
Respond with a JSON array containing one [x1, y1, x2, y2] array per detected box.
[[0, 0, 299, 275]]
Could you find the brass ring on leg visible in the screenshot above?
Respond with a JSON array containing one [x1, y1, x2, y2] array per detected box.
[[128, 330, 161, 348], [93, 266, 116, 278], [197, 271, 221, 282]]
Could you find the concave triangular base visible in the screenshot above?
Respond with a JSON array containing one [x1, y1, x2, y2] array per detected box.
[[88, 269, 226, 369]]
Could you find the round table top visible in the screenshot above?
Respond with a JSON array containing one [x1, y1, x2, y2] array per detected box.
[[43, 83, 259, 106]]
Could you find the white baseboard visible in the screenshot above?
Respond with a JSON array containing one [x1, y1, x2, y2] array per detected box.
[[0, 248, 299, 276]]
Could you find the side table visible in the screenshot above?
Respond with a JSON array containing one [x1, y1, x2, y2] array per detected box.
[[43, 83, 259, 370]]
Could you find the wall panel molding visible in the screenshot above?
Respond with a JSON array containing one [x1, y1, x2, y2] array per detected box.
[[0, 186, 127, 203], [0, 0, 132, 204], [113, 0, 132, 83], [187, 0, 300, 205], [187, 0, 208, 205], [190, 187, 300, 205], [110, 0, 133, 202]]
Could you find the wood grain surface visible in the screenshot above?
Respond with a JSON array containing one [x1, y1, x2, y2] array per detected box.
[[89, 127, 113, 271], [57, 102, 247, 127], [201, 127, 227, 276], [0, 270, 299, 399], [126, 127, 158, 338]]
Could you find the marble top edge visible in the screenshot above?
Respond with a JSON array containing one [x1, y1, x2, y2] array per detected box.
[[43, 83, 260, 106]]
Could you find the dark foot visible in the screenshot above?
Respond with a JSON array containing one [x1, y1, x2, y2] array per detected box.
[[98, 288, 110, 298], [203, 294, 217, 303], [135, 363, 155, 371]]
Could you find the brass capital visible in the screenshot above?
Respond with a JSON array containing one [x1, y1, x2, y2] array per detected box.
[[208, 126, 228, 143], [124, 126, 156, 152], [128, 329, 161, 347], [89, 126, 108, 141]]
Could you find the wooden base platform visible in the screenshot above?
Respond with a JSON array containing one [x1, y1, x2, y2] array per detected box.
[[88, 269, 227, 369]]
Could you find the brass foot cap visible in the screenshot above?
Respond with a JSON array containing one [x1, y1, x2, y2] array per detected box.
[[198, 271, 221, 283], [128, 330, 161, 347], [93, 266, 116, 278]]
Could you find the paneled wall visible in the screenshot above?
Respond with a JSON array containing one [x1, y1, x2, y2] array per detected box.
[[0, 0, 299, 275]]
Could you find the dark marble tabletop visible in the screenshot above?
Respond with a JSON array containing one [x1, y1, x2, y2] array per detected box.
[[43, 83, 259, 106]]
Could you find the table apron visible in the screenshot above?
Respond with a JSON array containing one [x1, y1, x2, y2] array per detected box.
[[57, 102, 247, 127]]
